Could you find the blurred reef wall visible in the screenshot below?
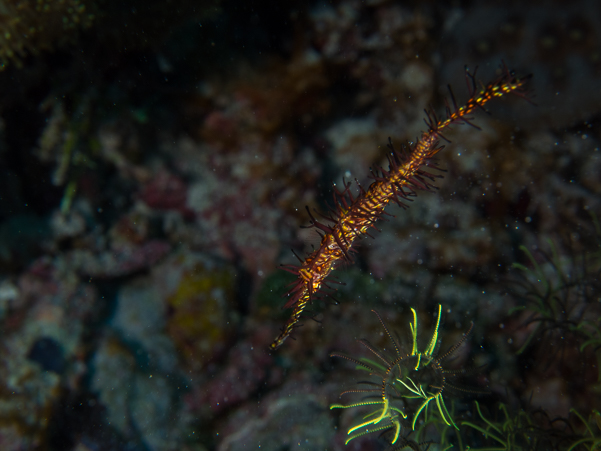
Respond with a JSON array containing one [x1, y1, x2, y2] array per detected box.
[[0, 0, 600, 450]]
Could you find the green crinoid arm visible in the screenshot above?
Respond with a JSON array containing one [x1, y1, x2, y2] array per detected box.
[[436, 393, 458, 430], [331, 396, 409, 444], [347, 410, 406, 445], [357, 357, 389, 373], [410, 308, 419, 356], [330, 400, 385, 410], [331, 402, 389, 438], [425, 304, 442, 357], [397, 376, 427, 398], [411, 395, 436, 430], [352, 397, 394, 429], [344, 420, 400, 445], [408, 392, 457, 431], [347, 413, 389, 436]]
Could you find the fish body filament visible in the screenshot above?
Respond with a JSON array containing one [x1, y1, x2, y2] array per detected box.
[[270, 66, 530, 350]]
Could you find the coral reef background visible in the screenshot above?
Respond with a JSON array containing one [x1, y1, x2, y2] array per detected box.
[[0, 0, 600, 450]]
